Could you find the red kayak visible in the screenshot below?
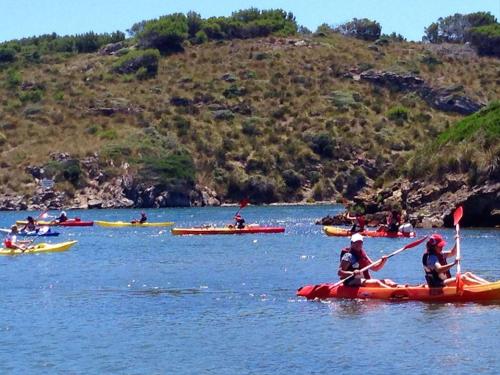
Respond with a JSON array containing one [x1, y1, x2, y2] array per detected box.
[[296, 281, 500, 303], [171, 225, 285, 235], [16, 218, 94, 227], [323, 226, 415, 238]]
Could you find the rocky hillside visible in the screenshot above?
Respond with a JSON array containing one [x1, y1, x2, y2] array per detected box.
[[0, 13, 498, 224]]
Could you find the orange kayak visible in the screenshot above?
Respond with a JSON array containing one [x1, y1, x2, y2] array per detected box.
[[296, 280, 500, 302], [323, 226, 415, 238]]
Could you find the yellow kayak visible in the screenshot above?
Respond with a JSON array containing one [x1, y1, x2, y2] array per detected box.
[[95, 221, 174, 227], [0, 240, 77, 256]]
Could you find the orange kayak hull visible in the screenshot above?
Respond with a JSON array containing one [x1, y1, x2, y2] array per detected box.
[[297, 281, 500, 303], [323, 226, 415, 238]]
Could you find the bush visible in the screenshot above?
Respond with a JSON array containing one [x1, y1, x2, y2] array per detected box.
[[140, 151, 196, 188], [467, 23, 500, 57], [335, 18, 381, 41], [0, 47, 16, 63], [423, 12, 497, 43], [387, 106, 409, 122], [6, 69, 22, 88], [112, 49, 160, 78], [282, 169, 303, 190], [241, 174, 279, 203], [308, 132, 335, 158], [137, 13, 188, 53]]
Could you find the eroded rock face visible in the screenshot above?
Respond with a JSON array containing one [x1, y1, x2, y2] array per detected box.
[[358, 70, 483, 115]]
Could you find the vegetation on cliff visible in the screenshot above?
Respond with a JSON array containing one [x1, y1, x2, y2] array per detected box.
[[0, 8, 498, 205]]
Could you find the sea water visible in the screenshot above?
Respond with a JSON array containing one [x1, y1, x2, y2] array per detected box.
[[0, 205, 499, 374]]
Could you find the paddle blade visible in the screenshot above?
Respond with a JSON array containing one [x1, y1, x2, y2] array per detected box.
[[453, 206, 463, 226], [403, 236, 428, 250], [239, 198, 250, 209]]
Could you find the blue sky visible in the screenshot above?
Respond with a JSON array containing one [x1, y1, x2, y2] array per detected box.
[[2, 0, 499, 42]]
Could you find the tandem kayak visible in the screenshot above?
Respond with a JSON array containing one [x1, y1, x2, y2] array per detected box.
[[16, 219, 94, 227], [0, 240, 77, 256], [171, 225, 285, 235], [95, 221, 174, 227], [296, 281, 500, 303], [323, 226, 415, 238]]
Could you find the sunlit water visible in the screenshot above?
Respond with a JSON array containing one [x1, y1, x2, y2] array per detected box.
[[0, 205, 499, 374]]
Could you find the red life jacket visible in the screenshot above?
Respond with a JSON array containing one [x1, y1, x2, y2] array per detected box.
[[4, 238, 13, 248], [340, 247, 371, 279]]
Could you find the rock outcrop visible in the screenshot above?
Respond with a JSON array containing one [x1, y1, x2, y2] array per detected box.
[[358, 70, 484, 115]]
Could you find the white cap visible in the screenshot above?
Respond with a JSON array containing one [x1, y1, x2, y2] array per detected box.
[[350, 233, 364, 243]]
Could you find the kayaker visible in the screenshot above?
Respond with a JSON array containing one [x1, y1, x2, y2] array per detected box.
[[346, 212, 365, 233], [131, 212, 147, 224], [56, 211, 68, 223], [422, 234, 489, 287], [234, 214, 245, 229], [338, 233, 396, 288], [21, 216, 37, 232], [3, 225, 30, 251]]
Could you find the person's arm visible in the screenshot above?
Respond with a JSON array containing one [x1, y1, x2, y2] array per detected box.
[[345, 212, 355, 221], [338, 258, 355, 279], [434, 259, 457, 273], [443, 243, 457, 258], [370, 255, 388, 272]]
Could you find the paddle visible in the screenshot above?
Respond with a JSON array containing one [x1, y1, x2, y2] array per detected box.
[[332, 236, 429, 288], [234, 198, 250, 217], [454, 206, 464, 294]]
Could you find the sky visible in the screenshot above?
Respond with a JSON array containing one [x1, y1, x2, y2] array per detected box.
[[1, 0, 499, 42]]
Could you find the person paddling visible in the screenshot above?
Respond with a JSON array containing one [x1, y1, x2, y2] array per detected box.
[[422, 234, 488, 287], [3, 225, 30, 251], [346, 212, 366, 233], [56, 211, 68, 223], [21, 216, 38, 232], [338, 233, 396, 288], [131, 212, 147, 224], [234, 214, 245, 229]]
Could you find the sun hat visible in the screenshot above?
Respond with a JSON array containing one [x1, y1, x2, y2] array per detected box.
[[350, 233, 364, 243]]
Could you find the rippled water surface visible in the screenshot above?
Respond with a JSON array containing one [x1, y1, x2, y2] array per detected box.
[[0, 205, 499, 374]]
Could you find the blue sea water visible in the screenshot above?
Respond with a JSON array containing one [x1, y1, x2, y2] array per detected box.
[[0, 205, 499, 374]]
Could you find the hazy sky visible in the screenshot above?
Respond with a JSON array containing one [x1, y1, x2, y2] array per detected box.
[[2, 0, 499, 42]]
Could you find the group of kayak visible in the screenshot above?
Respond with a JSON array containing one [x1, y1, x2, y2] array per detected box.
[[298, 207, 500, 302], [0, 208, 286, 255]]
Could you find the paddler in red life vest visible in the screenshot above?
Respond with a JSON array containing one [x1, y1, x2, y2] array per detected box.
[[3, 225, 30, 251], [422, 234, 488, 287], [338, 233, 396, 288]]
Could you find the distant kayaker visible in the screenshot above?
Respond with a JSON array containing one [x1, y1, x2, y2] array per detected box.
[[21, 216, 37, 232], [234, 214, 245, 229], [346, 212, 365, 233], [422, 234, 488, 287], [338, 233, 396, 288], [131, 212, 147, 224], [3, 225, 30, 251], [56, 211, 68, 223], [377, 210, 401, 233]]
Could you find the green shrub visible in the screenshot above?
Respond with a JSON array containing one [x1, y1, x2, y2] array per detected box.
[[137, 13, 188, 53], [467, 23, 500, 57], [387, 106, 409, 122], [112, 49, 160, 78], [140, 151, 196, 188], [0, 47, 16, 63], [335, 18, 381, 41], [6, 69, 22, 88], [18, 89, 43, 103]]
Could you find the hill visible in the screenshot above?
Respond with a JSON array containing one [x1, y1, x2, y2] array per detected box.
[[0, 12, 498, 220]]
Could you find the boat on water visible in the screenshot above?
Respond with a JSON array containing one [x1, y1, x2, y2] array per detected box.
[[296, 281, 500, 303], [0, 240, 77, 256], [323, 226, 415, 238], [16, 219, 93, 227], [171, 225, 285, 235], [95, 221, 174, 227]]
